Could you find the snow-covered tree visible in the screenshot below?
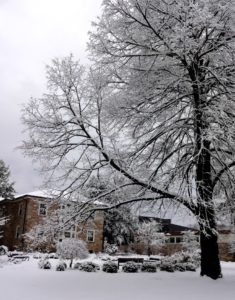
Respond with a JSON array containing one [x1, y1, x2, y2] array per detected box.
[[0, 159, 14, 199], [137, 220, 166, 256], [21, 0, 235, 279], [104, 207, 136, 246], [84, 176, 137, 246], [56, 238, 89, 268], [182, 231, 200, 253]]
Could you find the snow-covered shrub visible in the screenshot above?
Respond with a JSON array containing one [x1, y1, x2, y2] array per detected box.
[[102, 261, 118, 273], [104, 242, 118, 255], [73, 262, 81, 270], [174, 263, 186, 272], [56, 261, 67, 271], [56, 238, 89, 268], [122, 262, 139, 273], [33, 253, 42, 259], [0, 245, 8, 255], [190, 251, 201, 267], [182, 231, 199, 253], [160, 257, 175, 272], [160, 255, 197, 272], [38, 259, 51, 270], [172, 250, 200, 268], [48, 253, 58, 259], [79, 261, 100, 272], [141, 262, 157, 273], [160, 262, 175, 272], [184, 262, 197, 272]]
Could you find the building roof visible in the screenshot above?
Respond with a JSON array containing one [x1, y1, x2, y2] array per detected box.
[[15, 190, 58, 199], [13, 190, 105, 207], [139, 215, 198, 235]]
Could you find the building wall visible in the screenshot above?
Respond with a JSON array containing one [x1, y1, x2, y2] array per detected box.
[[0, 196, 105, 253], [78, 211, 104, 253], [0, 199, 26, 250]]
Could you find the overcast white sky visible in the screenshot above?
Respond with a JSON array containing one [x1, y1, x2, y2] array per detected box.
[[0, 0, 103, 194]]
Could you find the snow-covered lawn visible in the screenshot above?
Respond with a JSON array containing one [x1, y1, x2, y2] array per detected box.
[[0, 256, 234, 300]]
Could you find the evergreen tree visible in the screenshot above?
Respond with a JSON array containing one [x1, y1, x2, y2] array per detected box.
[[0, 159, 15, 199]]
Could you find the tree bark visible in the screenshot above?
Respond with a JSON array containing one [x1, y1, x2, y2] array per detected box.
[[200, 228, 222, 279], [190, 62, 222, 279], [196, 135, 222, 280]]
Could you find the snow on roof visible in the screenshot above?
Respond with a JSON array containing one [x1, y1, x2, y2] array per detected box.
[[13, 190, 106, 206], [15, 190, 59, 199]]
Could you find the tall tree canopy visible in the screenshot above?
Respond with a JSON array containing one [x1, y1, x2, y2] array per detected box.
[[21, 0, 235, 279], [0, 159, 15, 199]]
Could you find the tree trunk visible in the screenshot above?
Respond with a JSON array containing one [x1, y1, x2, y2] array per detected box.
[[196, 140, 222, 280], [200, 229, 222, 279], [189, 63, 222, 279]]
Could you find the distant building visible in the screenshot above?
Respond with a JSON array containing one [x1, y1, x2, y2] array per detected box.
[[135, 215, 235, 261], [128, 216, 199, 256], [0, 191, 104, 253]]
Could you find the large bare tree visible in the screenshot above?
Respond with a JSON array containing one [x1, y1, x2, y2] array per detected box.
[[21, 0, 235, 279]]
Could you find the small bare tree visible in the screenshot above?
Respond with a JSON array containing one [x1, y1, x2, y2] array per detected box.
[[56, 238, 89, 268], [137, 221, 166, 256]]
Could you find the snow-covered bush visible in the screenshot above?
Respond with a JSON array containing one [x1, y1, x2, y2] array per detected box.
[[79, 261, 100, 272], [122, 262, 139, 273], [102, 261, 118, 273], [0, 245, 8, 255], [184, 262, 197, 272], [73, 262, 81, 270], [38, 259, 51, 270], [33, 253, 42, 259], [56, 261, 67, 271], [182, 231, 199, 253], [172, 251, 200, 268], [160, 257, 175, 272], [56, 238, 89, 268], [160, 255, 197, 272], [104, 242, 118, 255], [141, 262, 157, 273], [48, 253, 58, 259], [174, 263, 186, 272], [160, 262, 175, 272]]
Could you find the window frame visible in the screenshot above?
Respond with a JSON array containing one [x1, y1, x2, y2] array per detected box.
[[18, 203, 23, 216], [64, 225, 76, 239], [15, 225, 21, 239], [38, 202, 47, 216], [87, 230, 95, 243]]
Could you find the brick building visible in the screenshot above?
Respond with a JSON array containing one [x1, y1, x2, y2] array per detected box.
[[132, 216, 235, 261], [0, 191, 105, 253]]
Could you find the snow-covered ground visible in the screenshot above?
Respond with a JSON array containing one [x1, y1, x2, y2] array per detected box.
[[0, 255, 234, 300]]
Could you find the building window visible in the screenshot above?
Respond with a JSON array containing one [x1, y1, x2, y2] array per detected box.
[[168, 237, 175, 243], [18, 203, 23, 216], [64, 225, 76, 239], [39, 203, 47, 216], [176, 236, 182, 243], [15, 226, 21, 239], [87, 230, 95, 242]]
